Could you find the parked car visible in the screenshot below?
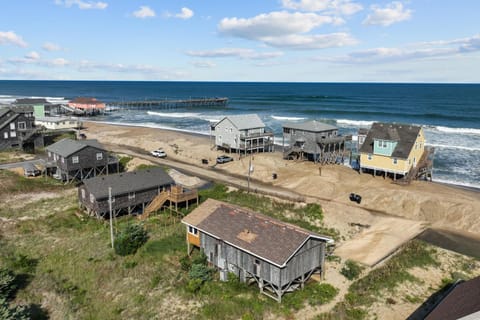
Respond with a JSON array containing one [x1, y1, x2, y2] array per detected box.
[[151, 149, 167, 158], [349, 193, 362, 204], [216, 155, 233, 164]]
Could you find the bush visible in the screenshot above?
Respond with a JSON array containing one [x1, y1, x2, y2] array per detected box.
[[186, 279, 203, 293], [189, 264, 213, 283], [340, 260, 364, 280], [0, 297, 29, 320], [0, 269, 16, 299], [114, 224, 149, 256]]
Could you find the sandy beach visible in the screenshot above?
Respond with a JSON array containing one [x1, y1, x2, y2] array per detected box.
[[82, 121, 480, 265]]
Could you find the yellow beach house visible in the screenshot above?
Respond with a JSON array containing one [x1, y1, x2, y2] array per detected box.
[[359, 122, 426, 180]]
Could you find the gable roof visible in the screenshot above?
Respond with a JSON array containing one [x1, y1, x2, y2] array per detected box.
[[425, 277, 480, 320], [182, 199, 333, 267], [359, 122, 422, 159], [283, 120, 338, 132], [46, 138, 106, 157], [83, 167, 174, 199], [14, 98, 50, 105], [214, 114, 265, 130], [0, 108, 19, 130]]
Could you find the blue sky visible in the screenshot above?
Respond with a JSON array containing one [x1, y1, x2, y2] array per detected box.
[[1, 0, 479, 82]]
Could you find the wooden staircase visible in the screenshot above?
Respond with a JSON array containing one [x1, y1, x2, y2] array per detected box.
[[139, 191, 170, 220]]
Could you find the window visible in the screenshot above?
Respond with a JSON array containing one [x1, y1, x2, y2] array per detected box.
[[81, 189, 85, 199], [10, 131, 16, 138], [383, 141, 387, 148], [18, 122, 26, 130], [96, 152, 103, 160], [61, 156, 64, 163], [3, 132, 8, 139], [393, 158, 398, 165], [10, 123, 15, 130], [188, 226, 198, 235], [253, 259, 261, 275], [368, 154, 372, 160], [72, 156, 79, 164], [90, 194, 95, 203], [48, 151, 51, 157], [128, 192, 135, 200]]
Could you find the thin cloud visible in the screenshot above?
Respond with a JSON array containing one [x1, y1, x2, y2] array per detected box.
[[281, 0, 363, 16], [25, 51, 40, 60], [186, 48, 284, 60], [55, 0, 108, 10], [42, 42, 62, 51], [363, 1, 411, 26], [133, 6, 156, 19], [323, 34, 480, 64], [191, 61, 216, 68], [0, 31, 27, 47]]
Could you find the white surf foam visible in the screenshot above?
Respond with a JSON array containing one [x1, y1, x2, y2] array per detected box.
[[432, 178, 480, 190], [147, 111, 202, 119], [429, 126, 480, 136], [271, 115, 306, 121], [336, 119, 374, 127], [90, 120, 211, 136], [426, 143, 480, 152]]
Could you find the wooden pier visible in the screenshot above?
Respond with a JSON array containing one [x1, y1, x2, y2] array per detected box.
[[105, 97, 228, 110]]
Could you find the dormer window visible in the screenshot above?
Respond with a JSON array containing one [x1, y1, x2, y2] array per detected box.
[[188, 226, 198, 235]]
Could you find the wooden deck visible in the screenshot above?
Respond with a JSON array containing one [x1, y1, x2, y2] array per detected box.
[[138, 185, 198, 220]]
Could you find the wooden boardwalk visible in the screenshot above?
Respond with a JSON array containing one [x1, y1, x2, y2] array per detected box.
[[106, 97, 228, 110]]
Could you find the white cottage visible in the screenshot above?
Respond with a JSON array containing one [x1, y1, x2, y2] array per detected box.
[[211, 114, 274, 155]]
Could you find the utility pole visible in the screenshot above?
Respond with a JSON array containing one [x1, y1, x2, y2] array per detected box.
[[109, 187, 114, 249], [247, 155, 253, 193]]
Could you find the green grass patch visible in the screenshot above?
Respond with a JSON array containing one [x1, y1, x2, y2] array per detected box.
[[0, 170, 65, 194]]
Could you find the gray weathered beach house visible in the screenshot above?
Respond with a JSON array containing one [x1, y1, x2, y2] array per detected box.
[[78, 167, 175, 218], [211, 114, 274, 154], [0, 106, 38, 151], [182, 199, 333, 302], [46, 138, 119, 182], [282, 120, 346, 164]]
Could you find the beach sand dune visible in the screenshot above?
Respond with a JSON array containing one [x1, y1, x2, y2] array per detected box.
[[83, 121, 480, 264]]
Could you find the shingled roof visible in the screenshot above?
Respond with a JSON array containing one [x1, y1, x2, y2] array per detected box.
[[182, 199, 333, 267], [214, 114, 265, 130], [14, 98, 50, 105], [46, 138, 106, 157], [425, 277, 480, 320], [83, 167, 174, 200], [283, 120, 338, 132], [359, 122, 422, 159]]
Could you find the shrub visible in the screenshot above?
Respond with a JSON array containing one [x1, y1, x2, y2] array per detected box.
[[340, 260, 364, 280], [186, 278, 203, 293], [114, 224, 149, 256], [189, 264, 213, 283], [179, 255, 191, 271], [0, 269, 16, 299], [0, 297, 29, 320]]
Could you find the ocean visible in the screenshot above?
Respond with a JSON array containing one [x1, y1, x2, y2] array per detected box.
[[1, 80, 479, 189]]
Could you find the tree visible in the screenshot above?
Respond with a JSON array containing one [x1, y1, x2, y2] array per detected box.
[[114, 224, 149, 256]]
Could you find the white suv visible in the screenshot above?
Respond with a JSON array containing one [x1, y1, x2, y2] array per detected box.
[[150, 149, 167, 158]]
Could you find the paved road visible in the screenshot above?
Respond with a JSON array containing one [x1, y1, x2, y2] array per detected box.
[[107, 144, 307, 203]]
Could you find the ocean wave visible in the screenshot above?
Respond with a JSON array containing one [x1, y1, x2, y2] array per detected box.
[[429, 126, 480, 136], [271, 115, 306, 121], [426, 143, 480, 152], [90, 120, 210, 136], [432, 178, 480, 190], [335, 119, 374, 127], [147, 111, 202, 119]]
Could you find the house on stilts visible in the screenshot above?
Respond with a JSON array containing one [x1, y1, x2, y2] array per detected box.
[[282, 120, 347, 164], [211, 114, 274, 155], [46, 138, 119, 183], [78, 167, 198, 218], [182, 199, 333, 302], [359, 122, 434, 183]]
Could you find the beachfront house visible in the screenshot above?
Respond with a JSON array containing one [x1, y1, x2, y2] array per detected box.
[[420, 276, 480, 320], [68, 97, 105, 115], [0, 106, 37, 151], [282, 120, 346, 164], [359, 122, 432, 181], [211, 114, 274, 155], [35, 116, 82, 131], [46, 138, 119, 183], [182, 199, 333, 302], [78, 167, 174, 218]]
